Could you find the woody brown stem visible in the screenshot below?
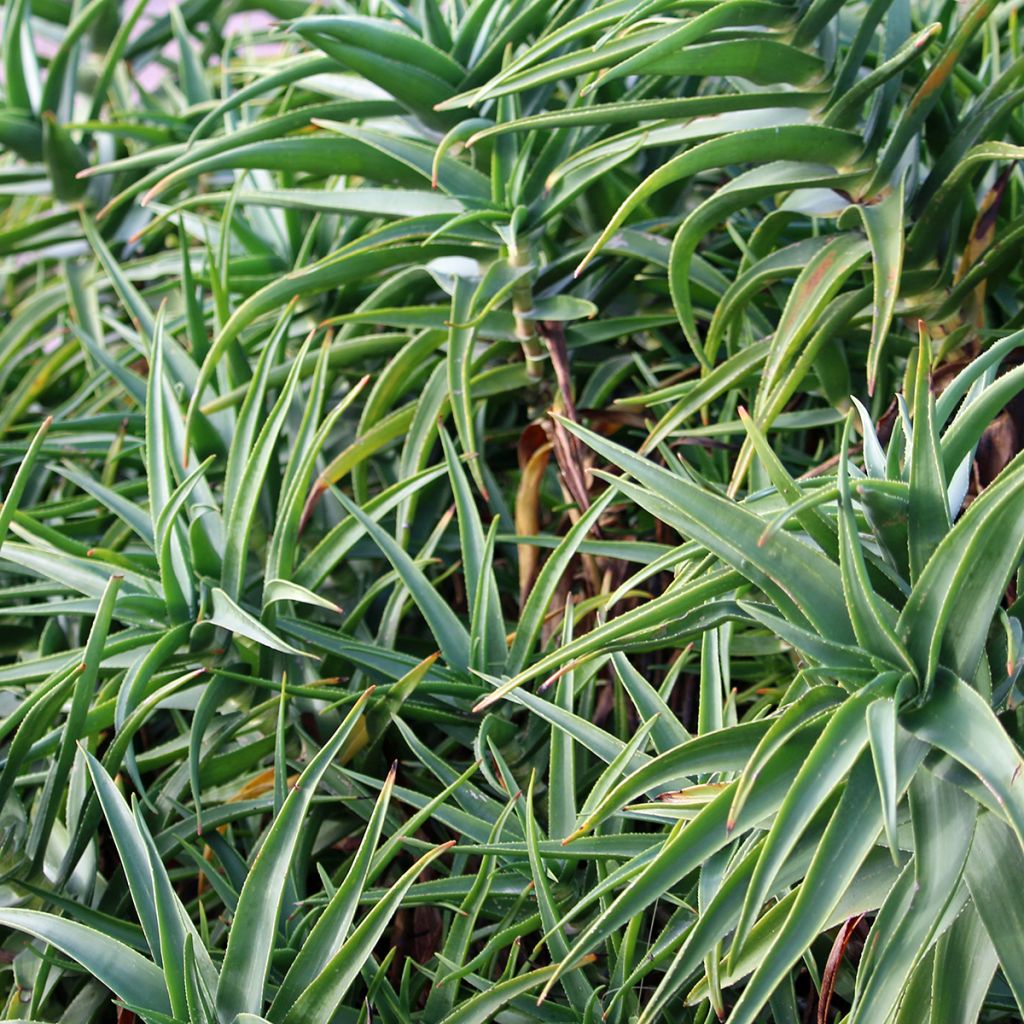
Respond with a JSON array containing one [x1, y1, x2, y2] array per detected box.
[[509, 240, 546, 380]]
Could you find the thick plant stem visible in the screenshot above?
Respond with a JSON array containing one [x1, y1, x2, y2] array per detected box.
[[509, 240, 546, 380]]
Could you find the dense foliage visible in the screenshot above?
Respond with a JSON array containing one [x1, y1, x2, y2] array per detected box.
[[3, 0, 1024, 1021]]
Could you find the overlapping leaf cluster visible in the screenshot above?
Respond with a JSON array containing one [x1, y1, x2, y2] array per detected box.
[[3, 0, 1024, 1021]]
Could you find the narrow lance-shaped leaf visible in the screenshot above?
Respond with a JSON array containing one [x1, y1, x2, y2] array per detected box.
[[424, 793, 520, 1019], [586, 1, 796, 90], [866, 698, 901, 864], [727, 685, 846, 830], [208, 588, 312, 658], [269, 765, 398, 1017], [438, 960, 594, 1024], [221, 330, 316, 600], [901, 672, 1024, 849], [575, 126, 861, 278], [759, 234, 871, 399], [719, 738, 929, 1024], [31, 573, 122, 878], [848, 771, 976, 1024], [524, 772, 594, 1012], [215, 689, 374, 1021], [0, 416, 50, 548], [899, 450, 1024, 687], [281, 842, 456, 1024], [611, 651, 690, 753], [333, 490, 471, 673], [838, 178, 905, 394], [558, 418, 854, 643], [668, 160, 864, 360], [440, 428, 505, 669], [728, 673, 901, 968], [0, 909, 170, 1015], [907, 328, 949, 581], [965, 811, 1024, 1014], [837, 415, 916, 673], [539, 731, 818, 1000]]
